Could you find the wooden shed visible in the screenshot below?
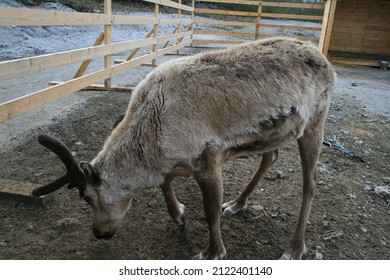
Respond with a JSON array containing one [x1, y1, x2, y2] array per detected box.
[[328, 0, 390, 66]]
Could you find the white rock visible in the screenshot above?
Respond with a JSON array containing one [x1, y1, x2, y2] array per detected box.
[[251, 204, 264, 212], [53, 218, 82, 229], [315, 251, 323, 260], [274, 170, 285, 179], [375, 186, 390, 198]]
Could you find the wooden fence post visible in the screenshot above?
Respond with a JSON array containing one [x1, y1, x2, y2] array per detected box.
[[319, 0, 337, 56], [104, 0, 112, 89], [255, 2, 262, 40], [323, 0, 337, 56], [190, 0, 195, 45], [152, 2, 159, 66]]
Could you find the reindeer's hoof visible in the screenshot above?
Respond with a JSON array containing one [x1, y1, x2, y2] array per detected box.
[[222, 200, 247, 217], [172, 203, 186, 229], [192, 250, 227, 260], [280, 244, 307, 260]]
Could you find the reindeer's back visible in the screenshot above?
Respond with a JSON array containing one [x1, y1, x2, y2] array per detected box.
[[126, 37, 335, 165]]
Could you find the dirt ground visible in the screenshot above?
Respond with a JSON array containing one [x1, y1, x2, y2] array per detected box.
[[0, 57, 389, 260]]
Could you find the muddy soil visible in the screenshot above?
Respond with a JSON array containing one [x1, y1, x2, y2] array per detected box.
[[0, 60, 389, 260]]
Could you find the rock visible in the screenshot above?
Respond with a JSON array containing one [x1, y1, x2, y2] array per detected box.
[[339, 129, 351, 136], [274, 170, 284, 179], [251, 204, 264, 212], [364, 185, 372, 192], [361, 227, 368, 233], [323, 220, 329, 227], [53, 218, 82, 230], [382, 177, 390, 184], [26, 225, 34, 231], [375, 186, 390, 198], [271, 212, 278, 219], [347, 193, 357, 199], [315, 251, 323, 260]]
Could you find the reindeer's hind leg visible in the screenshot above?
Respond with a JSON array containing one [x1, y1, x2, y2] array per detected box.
[[222, 150, 278, 216], [281, 118, 325, 260], [192, 151, 226, 260], [160, 175, 186, 229]]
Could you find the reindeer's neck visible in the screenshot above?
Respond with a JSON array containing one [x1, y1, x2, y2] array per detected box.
[[91, 116, 164, 190]]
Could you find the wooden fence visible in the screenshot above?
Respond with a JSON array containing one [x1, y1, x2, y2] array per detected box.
[[192, 0, 336, 53], [0, 0, 195, 122], [0, 0, 337, 123]]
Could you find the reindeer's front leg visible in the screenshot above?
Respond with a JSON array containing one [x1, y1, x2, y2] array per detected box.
[[192, 154, 226, 260], [160, 175, 186, 229]]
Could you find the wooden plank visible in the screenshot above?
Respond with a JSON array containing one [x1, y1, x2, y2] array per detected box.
[[261, 13, 323, 21], [194, 30, 255, 38], [49, 82, 134, 92], [143, 0, 194, 12], [260, 33, 319, 42], [319, 0, 332, 53], [158, 31, 193, 44], [74, 32, 105, 78], [156, 39, 193, 56], [195, 8, 258, 17], [0, 7, 157, 26], [255, 3, 262, 40], [261, 2, 325, 9], [104, 0, 112, 89], [158, 18, 193, 25], [192, 39, 246, 45], [197, 0, 325, 9], [261, 23, 321, 32], [152, 2, 159, 67], [330, 58, 381, 67], [194, 18, 256, 27], [124, 29, 154, 62], [0, 178, 52, 204], [0, 38, 156, 81], [111, 53, 157, 76], [196, 0, 258, 6], [0, 68, 111, 122], [112, 15, 157, 25], [322, 0, 337, 56]]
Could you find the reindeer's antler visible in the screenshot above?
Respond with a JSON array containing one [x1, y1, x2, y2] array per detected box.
[[32, 134, 87, 197]]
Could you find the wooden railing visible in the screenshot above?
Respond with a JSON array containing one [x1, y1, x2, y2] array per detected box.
[[192, 0, 336, 51], [0, 0, 194, 122]]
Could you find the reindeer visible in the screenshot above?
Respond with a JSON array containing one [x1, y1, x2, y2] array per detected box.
[[32, 37, 336, 260]]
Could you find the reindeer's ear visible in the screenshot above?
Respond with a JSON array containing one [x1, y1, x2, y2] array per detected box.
[[80, 161, 101, 186]]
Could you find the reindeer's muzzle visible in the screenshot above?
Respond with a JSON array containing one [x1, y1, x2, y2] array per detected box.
[[93, 226, 116, 240]]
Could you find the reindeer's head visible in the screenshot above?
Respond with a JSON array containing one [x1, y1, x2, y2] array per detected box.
[[32, 134, 133, 240]]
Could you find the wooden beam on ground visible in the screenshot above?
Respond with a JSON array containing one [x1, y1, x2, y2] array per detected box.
[[0, 178, 52, 204]]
